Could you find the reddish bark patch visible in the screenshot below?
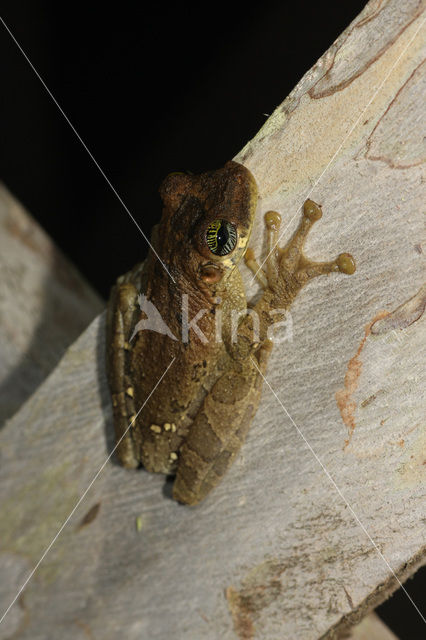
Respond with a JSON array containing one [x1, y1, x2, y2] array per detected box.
[[226, 586, 255, 640], [336, 311, 389, 449], [226, 559, 285, 640]]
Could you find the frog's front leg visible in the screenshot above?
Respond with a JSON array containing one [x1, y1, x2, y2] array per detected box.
[[172, 343, 272, 506], [106, 265, 145, 469], [246, 199, 355, 313]]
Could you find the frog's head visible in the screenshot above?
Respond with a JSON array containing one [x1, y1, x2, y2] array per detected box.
[[158, 161, 258, 291]]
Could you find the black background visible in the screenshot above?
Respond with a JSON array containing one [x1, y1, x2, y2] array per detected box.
[[1, 2, 425, 637]]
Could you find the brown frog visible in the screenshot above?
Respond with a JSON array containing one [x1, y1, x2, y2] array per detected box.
[[106, 161, 355, 505]]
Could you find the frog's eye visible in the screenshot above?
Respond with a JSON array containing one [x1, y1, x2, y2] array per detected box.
[[205, 220, 237, 256]]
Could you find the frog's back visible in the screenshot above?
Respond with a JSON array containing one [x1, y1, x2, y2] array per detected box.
[[106, 161, 258, 474]]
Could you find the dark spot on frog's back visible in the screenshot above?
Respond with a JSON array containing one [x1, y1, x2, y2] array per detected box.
[[191, 362, 206, 381]]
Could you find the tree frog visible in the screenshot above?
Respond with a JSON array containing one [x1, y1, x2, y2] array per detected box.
[[106, 161, 355, 505]]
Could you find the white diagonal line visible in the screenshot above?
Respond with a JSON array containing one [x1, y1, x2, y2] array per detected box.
[[0, 357, 175, 626], [0, 15, 176, 284], [251, 11, 426, 284], [251, 356, 426, 625]]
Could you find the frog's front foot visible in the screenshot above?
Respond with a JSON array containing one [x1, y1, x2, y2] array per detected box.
[[245, 199, 355, 305]]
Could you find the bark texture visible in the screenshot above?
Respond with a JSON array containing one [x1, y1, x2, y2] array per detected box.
[[0, 1, 425, 638]]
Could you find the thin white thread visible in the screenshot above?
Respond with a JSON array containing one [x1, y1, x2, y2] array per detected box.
[[251, 12, 426, 283], [0, 358, 175, 626], [252, 357, 426, 625], [0, 16, 176, 284]]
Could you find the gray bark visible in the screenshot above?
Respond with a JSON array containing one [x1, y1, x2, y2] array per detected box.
[[0, 1, 425, 638]]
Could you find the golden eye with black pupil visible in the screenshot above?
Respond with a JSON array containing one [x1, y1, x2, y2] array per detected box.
[[205, 220, 237, 256]]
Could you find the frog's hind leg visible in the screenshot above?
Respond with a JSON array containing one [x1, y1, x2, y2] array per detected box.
[[106, 266, 145, 469], [172, 386, 253, 505], [172, 345, 271, 506]]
